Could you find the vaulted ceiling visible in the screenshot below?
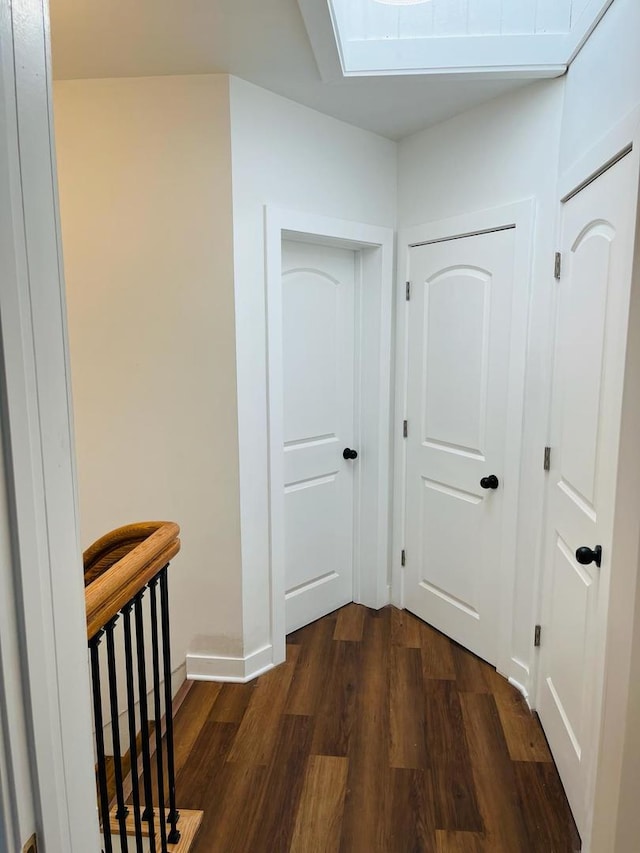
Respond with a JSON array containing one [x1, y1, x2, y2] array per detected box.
[[50, 0, 613, 140]]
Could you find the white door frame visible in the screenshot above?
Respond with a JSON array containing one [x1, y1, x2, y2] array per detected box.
[[393, 200, 535, 681], [0, 1, 100, 849], [265, 207, 394, 664], [536, 105, 640, 853], [0, 417, 37, 853]]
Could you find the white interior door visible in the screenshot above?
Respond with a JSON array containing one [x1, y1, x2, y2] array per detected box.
[[537, 152, 637, 837], [404, 228, 517, 665], [282, 239, 357, 633]]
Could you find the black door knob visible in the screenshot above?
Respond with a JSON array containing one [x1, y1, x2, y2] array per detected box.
[[343, 448, 358, 460], [576, 545, 602, 568], [480, 475, 499, 490]]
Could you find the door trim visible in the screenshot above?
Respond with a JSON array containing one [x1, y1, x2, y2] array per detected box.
[[265, 207, 395, 664], [0, 1, 101, 848], [393, 200, 535, 683], [537, 105, 640, 853]]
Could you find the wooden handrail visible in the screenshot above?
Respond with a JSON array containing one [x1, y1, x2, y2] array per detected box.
[[84, 521, 180, 641]]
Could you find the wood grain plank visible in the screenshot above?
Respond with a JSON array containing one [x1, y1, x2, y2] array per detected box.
[[390, 645, 427, 769], [435, 830, 488, 852], [191, 763, 267, 853], [174, 722, 237, 810], [420, 620, 456, 680], [385, 768, 437, 852], [208, 681, 254, 724], [451, 642, 491, 692], [425, 680, 483, 832], [290, 755, 348, 853], [146, 604, 580, 853], [488, 670, 552, 762], [339, 608, 391, 852], [311, 639, 358, 757], [391, 608, 422, 648], [285, 616, 336, 715], [512, 761, 581, 853], [460, 692, 530, 852], [173, 682, 222, 776], [244, 714, 314, 852], [288, 614, 335, 646], [333, 603, 365, 641], [226, 643, 300, 764]]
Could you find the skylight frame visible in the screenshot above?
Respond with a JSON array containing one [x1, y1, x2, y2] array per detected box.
[[296, 0, 614, 81]]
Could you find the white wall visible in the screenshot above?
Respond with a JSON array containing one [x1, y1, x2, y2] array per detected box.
[[561, 0, 640, 171], [398, 79, 564, 692], [229, 77, 397, 658], [54, 75, 243, 675]]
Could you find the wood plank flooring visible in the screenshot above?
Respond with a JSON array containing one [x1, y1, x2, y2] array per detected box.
[[173, 605, 580, 852]]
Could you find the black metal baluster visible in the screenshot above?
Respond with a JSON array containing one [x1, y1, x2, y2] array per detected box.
[[122, 604, 145, 853], [89, 632, 113, 853], [149, 576, 168, 851], [105, 618, 129, 852], [134, 590, 157, 851], [160, 565, 180, 843]]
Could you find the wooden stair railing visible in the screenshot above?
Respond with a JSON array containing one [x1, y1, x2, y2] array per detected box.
[[84, 522, 202, 853]]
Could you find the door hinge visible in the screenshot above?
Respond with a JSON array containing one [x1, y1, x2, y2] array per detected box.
[[534, 625, 542, 647], [401, 549, 406, 567], [554, 252, 562, 280], [544, 446, 551, 471], [403, 419, 408, 438], [405, 281, 411, 301]]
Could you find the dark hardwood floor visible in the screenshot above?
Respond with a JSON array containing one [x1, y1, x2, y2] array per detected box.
[[172, 604, 580, 852]]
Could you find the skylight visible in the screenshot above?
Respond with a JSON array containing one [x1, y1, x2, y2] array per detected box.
[[374, 0, 432, 5], [297, 0, 613, 79]]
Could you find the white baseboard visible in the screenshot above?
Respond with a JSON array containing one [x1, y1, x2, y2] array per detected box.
[[186, 643, 274, 683], [497, 654, 531, 690], [508, 676, 531, 709], [500, 656, 533, 709]]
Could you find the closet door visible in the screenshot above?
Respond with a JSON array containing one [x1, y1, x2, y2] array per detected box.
[[537, 151, 637, 836], [404, 228, 517, 665], [281, 239, 357, 633]]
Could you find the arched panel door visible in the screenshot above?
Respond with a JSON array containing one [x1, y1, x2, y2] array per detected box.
[[537, 151, 638, 837], [281, 239, 356, 633], [404, 228, 517, 665]]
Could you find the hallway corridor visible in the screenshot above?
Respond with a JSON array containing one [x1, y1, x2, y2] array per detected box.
[[172, 605, 579, 852]]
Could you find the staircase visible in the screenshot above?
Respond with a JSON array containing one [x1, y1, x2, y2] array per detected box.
[[84, 521, 202, 852]]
